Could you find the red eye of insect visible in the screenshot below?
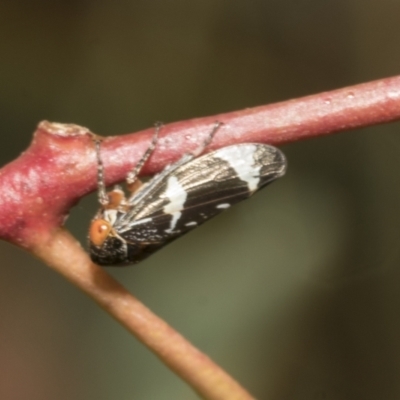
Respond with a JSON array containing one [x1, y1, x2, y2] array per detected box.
[[89, 219, 112, 247]]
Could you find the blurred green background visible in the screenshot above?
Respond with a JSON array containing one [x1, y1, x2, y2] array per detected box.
[[1, 1, 400, 399]]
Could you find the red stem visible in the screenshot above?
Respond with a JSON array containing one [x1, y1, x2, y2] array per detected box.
[[2, 75, 400, 247], [2, 75, 400, 246]]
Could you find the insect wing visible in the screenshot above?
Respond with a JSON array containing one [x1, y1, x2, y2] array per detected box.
[[116, 144, 286, 242]]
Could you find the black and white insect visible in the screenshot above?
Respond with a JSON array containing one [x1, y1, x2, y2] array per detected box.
[[89, 123, 287, 266]]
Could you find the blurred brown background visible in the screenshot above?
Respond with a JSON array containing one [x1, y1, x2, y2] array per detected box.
[[1, 1, 400, 399]]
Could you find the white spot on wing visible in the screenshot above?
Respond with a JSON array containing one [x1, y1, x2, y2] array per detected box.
[[215, 145, 260, 191], [185, 221, 197, 227], [163, 176, 187, 233], [216, 203, 230, 209]]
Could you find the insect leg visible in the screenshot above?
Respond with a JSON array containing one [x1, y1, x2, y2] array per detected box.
[[126, 122, 161, 190], [94, 139, 109, 206]]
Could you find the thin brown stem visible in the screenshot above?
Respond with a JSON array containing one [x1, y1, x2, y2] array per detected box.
[[32, 228, 254, 400]]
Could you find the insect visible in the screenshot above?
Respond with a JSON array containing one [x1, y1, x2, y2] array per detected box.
[[89, 122, 287, 266]]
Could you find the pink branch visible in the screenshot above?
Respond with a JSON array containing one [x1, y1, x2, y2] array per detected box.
[[2, 75, 400, 248], [2, 74, 400, 399], [2, 75, 400, 247]]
